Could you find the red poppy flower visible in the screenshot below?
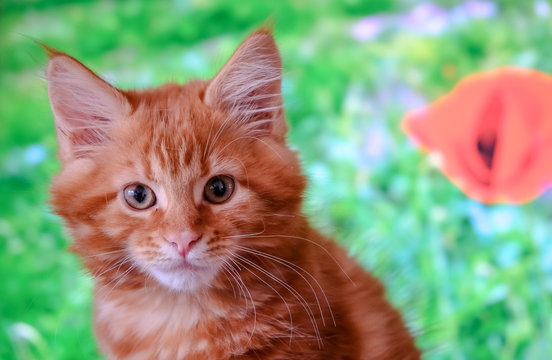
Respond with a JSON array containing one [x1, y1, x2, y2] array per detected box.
[[402, 67, 552, 204]]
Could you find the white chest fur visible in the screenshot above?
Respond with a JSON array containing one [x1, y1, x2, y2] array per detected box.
[[93, 287, 236, 360]]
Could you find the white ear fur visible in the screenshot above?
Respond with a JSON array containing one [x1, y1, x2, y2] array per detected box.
[[46, 53, 129, 162], [204, 29, 286, 138]]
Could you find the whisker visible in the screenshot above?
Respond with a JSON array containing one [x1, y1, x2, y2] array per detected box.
[[226, 256, 257, 347], [231, 253, 322, 347], [220, 255, 254, 312], [221, 266, 238, 298], [222, 225, 266, 239], [93, 255, 132, 279], [217, 257, 246, 303], [103, 264, 138, 299], [232, 234, 355, 286], [81, 249, 127, 259], [235, 245, 336, 327], [226, 251, 295, 345]]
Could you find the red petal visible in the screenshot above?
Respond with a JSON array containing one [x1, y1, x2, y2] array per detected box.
[[402, 67, 552, 204]]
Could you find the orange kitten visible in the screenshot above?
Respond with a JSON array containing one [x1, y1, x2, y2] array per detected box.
[[46, 29, 420, 359]]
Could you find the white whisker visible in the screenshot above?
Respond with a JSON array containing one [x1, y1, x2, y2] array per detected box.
[[232, 234, 355, 286], [231, 253, 322, 348], [81, 249, 126, 259], [226, 256, 257, 347], [226, 251, 295, 345], [235, 245, 336, 327]]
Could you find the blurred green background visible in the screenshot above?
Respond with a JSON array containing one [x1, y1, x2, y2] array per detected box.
[[1, 0, 552, 359]]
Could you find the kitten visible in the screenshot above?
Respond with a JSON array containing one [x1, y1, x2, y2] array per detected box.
[[46, 28, 420, 359]]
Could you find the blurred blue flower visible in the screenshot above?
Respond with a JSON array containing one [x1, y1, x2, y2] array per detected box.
[[489, 207, 517, 233], [459, 1, 497, 19], [534, 0, 551, 18], [404, 2, 449, 35], [351, 17, 384, 41], [308, 162, 330, 184], [362, 124, 392, 166], [181, 51, 207, 73], [512, 50, 538, 68], [467, 202, 493, 236], [540, 242, 552, 274], [395, 85, 427, 111], [532, 223, 552, 274], [119, 69, 154, 87], [328, 138, 360, 164], [24, 144, 46, 165], [486, 283, 509, 304], [495, 242, 521, 268], [467, 202, 519, 237], [449, 1, 497, 24]]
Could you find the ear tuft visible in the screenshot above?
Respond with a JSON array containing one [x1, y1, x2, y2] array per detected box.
[[46, 51, 129, 162], [37, 41, 65, 59], [204, 29, 286, 138]]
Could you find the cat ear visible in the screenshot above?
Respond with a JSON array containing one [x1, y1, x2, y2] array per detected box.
[[45, 48, 129, 163], [204, 28, 287, 139]]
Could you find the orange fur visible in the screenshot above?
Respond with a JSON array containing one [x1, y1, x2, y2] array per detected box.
[[47, 29, 420, 359]]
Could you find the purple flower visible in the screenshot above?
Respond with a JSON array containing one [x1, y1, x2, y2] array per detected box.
[[404, 2, 449, 35], [361, 123, 394, 168], [395, 85, 427, 110], [534, 0, 551, 18], [452, 1, 498, 22], [462, 1, 497, 18], [352, 17, 384, 41], [364, 125, 389, 160]]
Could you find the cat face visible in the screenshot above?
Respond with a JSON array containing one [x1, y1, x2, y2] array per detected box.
[[47, 30, 306, 292]]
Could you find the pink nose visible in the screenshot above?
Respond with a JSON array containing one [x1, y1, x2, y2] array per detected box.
[[165, 231, 202, 257]]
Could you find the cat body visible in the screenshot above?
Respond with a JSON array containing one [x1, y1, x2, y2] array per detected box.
[[46, 29, 420, 359]]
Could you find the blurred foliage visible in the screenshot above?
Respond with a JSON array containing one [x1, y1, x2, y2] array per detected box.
[[1, 0, 552, 359]]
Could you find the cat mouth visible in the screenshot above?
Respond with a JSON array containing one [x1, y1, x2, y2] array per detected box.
[[148, 257, 218, 292], [174, 260, 202, 271], [164, 258, 206, 272]]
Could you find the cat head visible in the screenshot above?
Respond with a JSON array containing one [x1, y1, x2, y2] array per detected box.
[[47, 29, 306, 292]]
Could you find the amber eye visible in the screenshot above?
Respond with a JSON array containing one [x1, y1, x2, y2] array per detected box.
[[123, 184, 156, 210], [204, 175, 235, 204]]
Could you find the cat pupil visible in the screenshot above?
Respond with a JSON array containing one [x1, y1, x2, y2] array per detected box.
[[211, 179, 226, 197], [132, 185, 146, 203]]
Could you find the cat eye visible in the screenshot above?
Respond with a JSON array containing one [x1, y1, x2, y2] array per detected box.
[[204, 175, 235, 204], [123, 183, 156, 210]]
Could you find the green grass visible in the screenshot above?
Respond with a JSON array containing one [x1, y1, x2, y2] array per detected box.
[[1, 0, 551, 359]]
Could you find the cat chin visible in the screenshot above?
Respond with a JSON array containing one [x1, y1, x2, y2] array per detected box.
[[149, 266, 218, 293]]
